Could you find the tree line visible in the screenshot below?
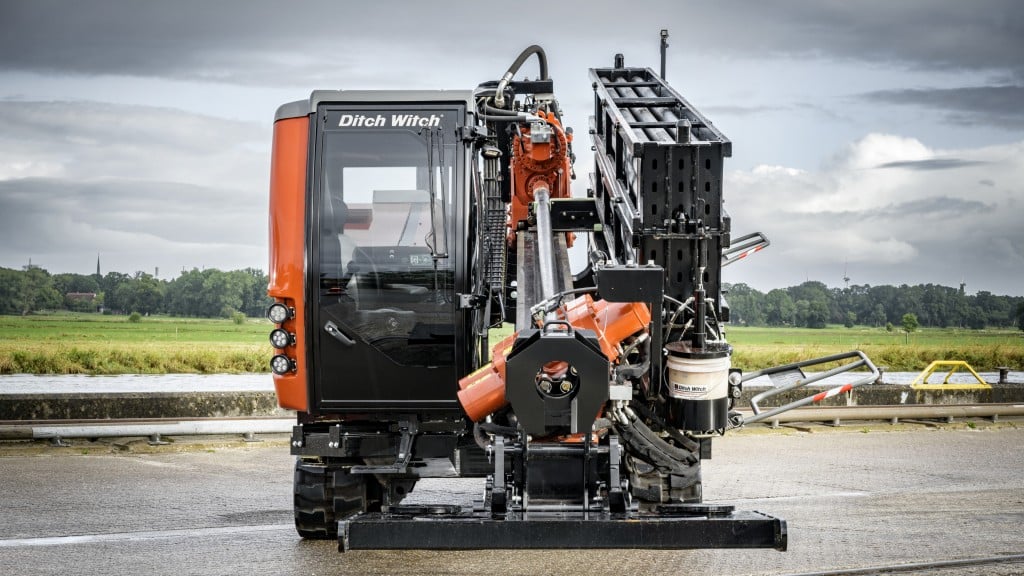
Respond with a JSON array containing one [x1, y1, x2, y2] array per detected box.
[[2, 265, 1022, 330], [0, 266, 272, 318], [725, 281, 1024, 331]]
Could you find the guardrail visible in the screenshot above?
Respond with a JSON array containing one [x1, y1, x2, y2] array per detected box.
[[736, 403, 1024, 427], [0, 416, 294, 446]]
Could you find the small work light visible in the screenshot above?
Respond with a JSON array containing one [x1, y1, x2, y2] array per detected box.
[[267, 303, 293, 324], [269, 328, 294, 349], [270, 354, 296, 375]]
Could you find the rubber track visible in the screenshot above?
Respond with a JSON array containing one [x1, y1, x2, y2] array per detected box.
[[293, 459, 367, 540]]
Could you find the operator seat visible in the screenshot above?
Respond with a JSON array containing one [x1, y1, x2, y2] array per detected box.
[[320, 191, 358, 293]]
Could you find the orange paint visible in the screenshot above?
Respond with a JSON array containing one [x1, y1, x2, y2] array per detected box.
[[508, 110, 575, 247], [457, 294, 650, 422], [457, 333, 517, 422], [268, 115, 309, 412], [560, 294, 651, 362]]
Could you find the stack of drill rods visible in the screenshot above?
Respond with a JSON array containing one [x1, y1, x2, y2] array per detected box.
[[609, 77, 674, 143]]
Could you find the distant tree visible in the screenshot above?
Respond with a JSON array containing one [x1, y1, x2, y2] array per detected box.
[[0, 267, 29, 314], [885, 322, 894, 332], [869, 304, 887, 327], [1017, 303, 1024, 332], [202, 270, 246, 317], [901, 313, 919, 334], [764, 289, 796, 326], [114, 272, 164, 315], [723, 283, 766, 326], [237, 268, 273, 317], [53, 273, 99, 296], [99, 271, 133, 313], [806, 300, 830, 329], [844, 311, 857, 328], [22, 267, 61, 314], [164, 268, 206, 316], [965, 306, 987, 330]]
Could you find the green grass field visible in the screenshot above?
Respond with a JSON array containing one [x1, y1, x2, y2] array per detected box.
[[0, 313, 273, 374], [725, 325, 1021, 348], [726, 325, 1022, 372], [0, 313, 1020, 375]]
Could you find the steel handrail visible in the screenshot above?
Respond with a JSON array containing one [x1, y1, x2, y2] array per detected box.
[[741, 351, 879, 424]]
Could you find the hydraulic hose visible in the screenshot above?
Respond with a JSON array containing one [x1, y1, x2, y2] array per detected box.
[[611, 403, 698, 475], [494, 45, 549, 108], [481, 103, 521, 116]]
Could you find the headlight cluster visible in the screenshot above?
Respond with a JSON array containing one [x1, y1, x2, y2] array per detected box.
[[267, 302, 296, 375]]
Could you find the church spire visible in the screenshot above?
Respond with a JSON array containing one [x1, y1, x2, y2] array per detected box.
[[96, 253, 101, 276]]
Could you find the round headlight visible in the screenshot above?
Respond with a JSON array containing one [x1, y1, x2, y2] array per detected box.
[[270, 354, 295, 375], [269, 328, 294, 349], [267, 303, 292, 324]]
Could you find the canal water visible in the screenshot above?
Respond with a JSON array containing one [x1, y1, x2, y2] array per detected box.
[[0, 373, 273, 394], [0, 371, 1019, 395]]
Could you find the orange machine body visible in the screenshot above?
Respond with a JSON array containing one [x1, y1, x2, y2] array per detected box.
[[508, 110, 573, 245], [457, 333, 517, 422], [457, 295, 650, 422], [559, 294, 651, 361], [268, 115, 309, 412]]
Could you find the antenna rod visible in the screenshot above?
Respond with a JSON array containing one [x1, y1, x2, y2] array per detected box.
[[660, 29, 669, 79]]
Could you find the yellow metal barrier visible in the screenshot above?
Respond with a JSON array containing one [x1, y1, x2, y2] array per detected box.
[[910, 361, 991, 390]]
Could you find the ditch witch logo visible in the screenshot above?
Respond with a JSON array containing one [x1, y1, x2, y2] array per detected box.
[[337, 113, 443, 128]]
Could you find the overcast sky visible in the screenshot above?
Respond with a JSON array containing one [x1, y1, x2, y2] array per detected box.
[[1, 0, 1021, 294]]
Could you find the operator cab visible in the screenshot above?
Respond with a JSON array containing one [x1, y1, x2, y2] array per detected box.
[[306, 95, 474, 411]]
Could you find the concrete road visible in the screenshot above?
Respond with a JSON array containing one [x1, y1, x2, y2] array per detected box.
[[1, 426, 1022, 576]]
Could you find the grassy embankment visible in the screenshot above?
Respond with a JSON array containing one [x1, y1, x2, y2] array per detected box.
[[0, 313, 1020, 375], [726, 325, 1023, 372], [0, 313, 271, 374]]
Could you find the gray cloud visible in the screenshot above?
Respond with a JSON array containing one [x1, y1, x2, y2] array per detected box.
[[705, 102, 848, 123], [724, 135, 1024, 294], [878, 158, 989, 170], [737, 1, 1024, 79], [0, 100, 269, 275], [1, 1, 1022, 84], [1, 1, 1021, 294], [862, 85, 1024, 129], [704, 105, 791, 117], [0, 178, 266, 275], [0, 100, 266, 184], [869, 196, 992, 219]]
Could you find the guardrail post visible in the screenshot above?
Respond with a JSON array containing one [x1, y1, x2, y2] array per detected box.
[[997, 367, 1009, 385], [874, 366, 886, 385]]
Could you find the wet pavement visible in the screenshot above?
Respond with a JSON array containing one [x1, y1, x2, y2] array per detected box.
[[1, 426, 1022, 575]]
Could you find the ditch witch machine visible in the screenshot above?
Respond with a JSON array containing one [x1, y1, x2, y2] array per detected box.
[[267, 41, 876, 552]]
